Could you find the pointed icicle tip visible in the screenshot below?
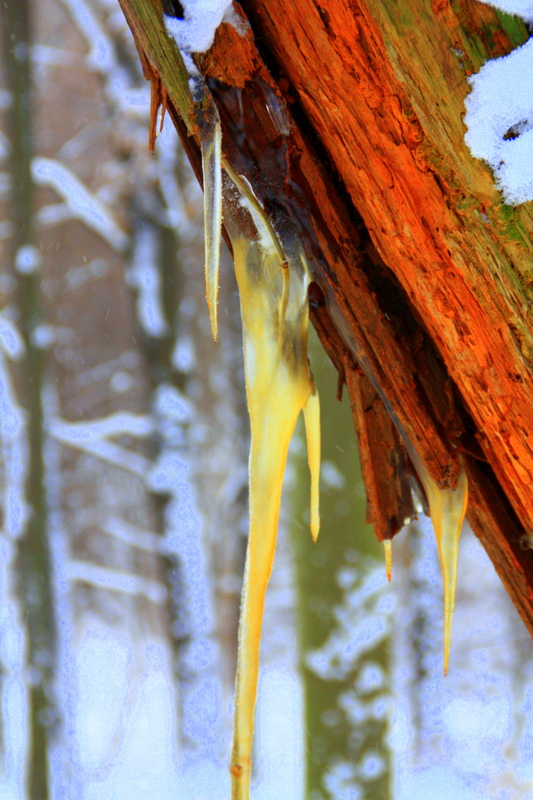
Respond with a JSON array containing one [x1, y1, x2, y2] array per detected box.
[[383, 539, 392, 582], [200, 116, 222, 342], [422, 464, 468, 676], [409, 450, 468, 676]]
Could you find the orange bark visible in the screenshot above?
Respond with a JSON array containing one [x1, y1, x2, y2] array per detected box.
[[118, 0, 533, 634]]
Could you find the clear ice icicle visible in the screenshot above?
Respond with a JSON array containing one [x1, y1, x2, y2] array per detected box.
[[200, 115, 222, 342], [227, 206, 320, 799]]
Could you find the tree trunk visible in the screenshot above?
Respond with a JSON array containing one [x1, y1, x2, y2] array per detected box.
[[117, 0, 533, 635], [1, 3, 56, 796]]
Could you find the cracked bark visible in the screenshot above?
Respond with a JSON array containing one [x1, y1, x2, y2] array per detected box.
[[118, 0, 533, 636]]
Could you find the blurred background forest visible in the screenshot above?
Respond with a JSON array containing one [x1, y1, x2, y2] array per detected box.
[[1, 1, 533, 798]]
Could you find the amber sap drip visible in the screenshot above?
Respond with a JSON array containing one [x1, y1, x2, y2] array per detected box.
[[229, 228, 320, 800], [383, 539, 392, 582], [413, 456, 468, 675]]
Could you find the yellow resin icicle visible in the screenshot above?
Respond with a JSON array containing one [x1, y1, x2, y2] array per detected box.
[[304, 385, 320, 541], [200, 117, 222, 341], [228, 221, 320, 799], [413, 456, 468, 675], [383, 539, 392, 582]]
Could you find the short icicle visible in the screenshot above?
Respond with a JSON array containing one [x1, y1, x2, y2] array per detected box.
[[200, 114, 222, 342], [412, 455, 468, 675], [227, 204, 320, 799], [383, 539, 392, 582]]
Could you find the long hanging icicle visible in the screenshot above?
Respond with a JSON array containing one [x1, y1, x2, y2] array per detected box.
[[304, 386, 320, 542], [412, 454, 468, 675], [200, 114, 222, 342], [226, 199, 320, 800]]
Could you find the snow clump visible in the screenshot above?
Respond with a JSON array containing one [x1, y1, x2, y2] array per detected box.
[[464, 0, 533, 204]]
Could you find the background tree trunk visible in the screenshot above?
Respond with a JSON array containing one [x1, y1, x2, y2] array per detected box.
[[1, 3, 56, 796]]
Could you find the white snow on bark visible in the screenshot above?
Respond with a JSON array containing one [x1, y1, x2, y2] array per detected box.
[[164, 1, 233, 55], [464, 5, 533, 204], [479, 0, 533, 20]]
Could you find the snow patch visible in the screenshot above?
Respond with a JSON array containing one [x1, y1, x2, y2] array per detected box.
[[164, 0, 233, 55], [464, 14, 533, 204], [479, 0, 533, 21]]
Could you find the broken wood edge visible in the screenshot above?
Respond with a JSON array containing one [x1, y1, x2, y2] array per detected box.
[[117, 0, 533, 636]]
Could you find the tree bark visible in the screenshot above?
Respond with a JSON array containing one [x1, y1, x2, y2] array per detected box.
[[117, 0, 533, 635]]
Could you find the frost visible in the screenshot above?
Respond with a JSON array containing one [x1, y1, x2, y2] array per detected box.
[[32, 157, 128, 251], [164, 0, 233, 55], [464, 25, 533, 204]]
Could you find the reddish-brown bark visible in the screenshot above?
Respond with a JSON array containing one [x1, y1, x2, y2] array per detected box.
[[118, 0, 533, 635]]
